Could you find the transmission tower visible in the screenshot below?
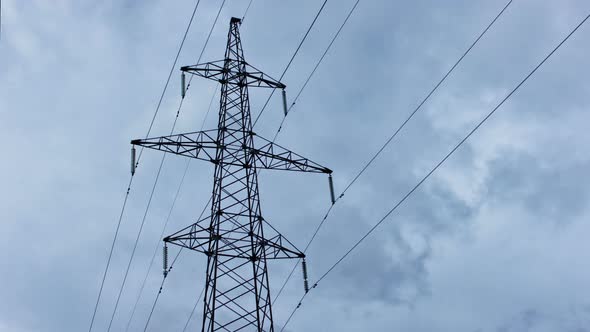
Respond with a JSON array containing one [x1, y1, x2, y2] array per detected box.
[[132, 17, 332, 331]]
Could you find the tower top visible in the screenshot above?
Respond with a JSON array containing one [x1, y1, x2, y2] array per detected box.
[[230, 17, 241, 24]]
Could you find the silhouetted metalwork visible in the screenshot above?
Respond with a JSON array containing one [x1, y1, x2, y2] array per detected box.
[[132, 17, 331, 332]]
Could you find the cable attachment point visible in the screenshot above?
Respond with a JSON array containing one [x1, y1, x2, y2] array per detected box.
[[328, 174, 336, 205], [301, 258, 310, 294], [163, 244, 169, 277]]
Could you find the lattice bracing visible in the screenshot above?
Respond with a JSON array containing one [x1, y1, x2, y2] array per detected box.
[[132, 16, 331, 332]]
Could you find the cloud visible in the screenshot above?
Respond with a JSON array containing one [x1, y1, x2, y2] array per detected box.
[[1, 0, 590, 331]]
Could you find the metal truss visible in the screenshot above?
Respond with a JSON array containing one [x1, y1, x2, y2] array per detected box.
[[132, 130, 331, 174], [132, 17, 331, 332]]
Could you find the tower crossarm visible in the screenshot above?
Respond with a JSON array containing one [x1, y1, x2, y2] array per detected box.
[[131, 130, 219, 163], [251, 135, 332, 174], [181, 61, 286, 89], [131, 131, 332, 174], [164, 217, 305, 260]]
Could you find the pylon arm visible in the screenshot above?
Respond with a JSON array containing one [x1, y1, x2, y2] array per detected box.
[[181, 60, 286, 89], [132, 131, 332, 174], [131, 130, 219, 163], [252, 136, 332, 174], [164, 218, 304, 260]]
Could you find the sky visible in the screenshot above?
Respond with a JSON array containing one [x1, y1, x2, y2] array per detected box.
[[1, 0, 590, 331]]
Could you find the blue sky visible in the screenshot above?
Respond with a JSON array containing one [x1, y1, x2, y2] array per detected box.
[[1, 0, 590, 331]]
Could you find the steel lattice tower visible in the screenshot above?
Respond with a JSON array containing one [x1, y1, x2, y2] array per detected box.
[[132, 17, 331, 331]]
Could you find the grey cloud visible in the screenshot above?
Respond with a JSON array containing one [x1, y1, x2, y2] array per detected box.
[[2, 0, 590, 331]]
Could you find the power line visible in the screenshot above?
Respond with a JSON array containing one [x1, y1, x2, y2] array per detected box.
[[140, 198, 212, 332], [195, 0, 226, 71], [178, 0, 333, 311], [342, 0, 514, 196], [272, 0, 361, 142], [149, 2, 334, 324], [177, 199, 215, 332], [241, 0, 255, 22], [104, 1, 227, 330], [131, 16, 334, 331], [158, 7, 333, 314], [271, 0, 514, 307], [181, 285, 206, 332], [143, 247, 183, 332], [269, 0, 362, 304], [198, 85, 219, 131], [280, 11, 590, 331], [129, 1, 276, 327], [123, 86, 218, 332], [87, 1, 202, 330], [106, 141, 169, 332], [252, 0, 329, 127], [123, 160, 190, 332]]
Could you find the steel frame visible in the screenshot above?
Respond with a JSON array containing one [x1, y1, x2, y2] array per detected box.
[[132, 17, 331, 332]]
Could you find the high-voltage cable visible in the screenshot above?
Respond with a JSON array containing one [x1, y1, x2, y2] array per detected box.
[[272, 0, 361, 142], [143, 2, 340, 325], [141, 197, 211, 332], [131, 17, 333, 331], [104, 1, 227, 331], [272, 0, 514, 307], [87, 1, 203, 331], [252, 0, 329, 127], [280, 11, 590, 331], [123, 86, 219, 332]]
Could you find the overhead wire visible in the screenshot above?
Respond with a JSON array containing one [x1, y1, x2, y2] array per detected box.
[[124, 0, 514, 329], [130, 1, 272, 328], [164, 0, 330, 319], [252, 0, 329, 127], [108, 92, 194, 331], [123, 159, 190, 331], [142, 198, 211, 331], [271, 0, 514, 307], [87, 0, 203, 331], [241, 0, 255, 22], [279, 10, 590, 331], [268, 0, 362, 304], [104, 1, 227, 330], [141, 247, 183, 332], [181, 285, 206, 332], [123, 85, 219, 332], [272, 0, 361, 142], [166, 1, 335, 325], [170, 0, 357, 318]]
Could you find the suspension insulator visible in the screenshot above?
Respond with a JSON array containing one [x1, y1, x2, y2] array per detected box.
[[281, 89, 288, 116], [328, 174, 336, 204], [302, 258, 309, 293], [181, 72, 186, 98], [163, 244, 169, 276], [131, 146, 136, 176]]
